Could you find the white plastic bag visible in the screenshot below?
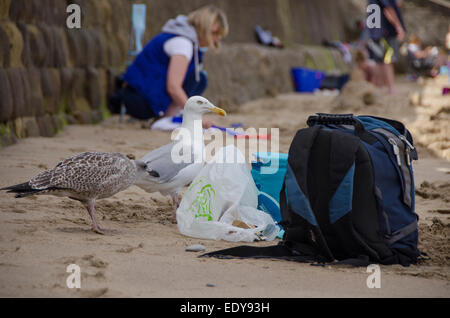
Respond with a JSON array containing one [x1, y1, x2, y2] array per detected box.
[[176, 145, 280, 242]]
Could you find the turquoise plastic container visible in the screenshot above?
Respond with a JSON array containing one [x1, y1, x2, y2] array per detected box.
[[251, 152, 288, 224]]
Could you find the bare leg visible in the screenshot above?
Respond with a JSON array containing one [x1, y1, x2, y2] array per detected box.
[[164, 103, 183, 117], [171, 193, 179, 224], [374, 64, 384, 87], [382, 63, 396, 94], [87, 201, 104, 234]]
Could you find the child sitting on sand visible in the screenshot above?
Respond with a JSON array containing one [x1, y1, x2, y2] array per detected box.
[[407, 35, 439, 78]]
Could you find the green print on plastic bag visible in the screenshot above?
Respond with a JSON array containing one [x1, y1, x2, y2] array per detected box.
[[188, 178, 215, 221]]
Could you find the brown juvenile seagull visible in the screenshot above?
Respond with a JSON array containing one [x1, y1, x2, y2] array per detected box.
[[1, 152, 159, 234]]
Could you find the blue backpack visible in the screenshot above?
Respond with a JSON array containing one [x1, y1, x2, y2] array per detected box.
[[202, 114, 421, 266]]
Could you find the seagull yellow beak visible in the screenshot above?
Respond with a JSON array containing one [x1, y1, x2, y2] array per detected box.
[[210, 106, 227, 117]]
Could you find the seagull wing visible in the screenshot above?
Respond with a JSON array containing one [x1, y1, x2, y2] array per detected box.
[[141, 141, 196, 183], [30, 152, 133, 192]]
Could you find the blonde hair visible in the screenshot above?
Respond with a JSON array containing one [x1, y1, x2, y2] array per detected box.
[[408, 34, 421, 45], [188, 5, 228, 50]]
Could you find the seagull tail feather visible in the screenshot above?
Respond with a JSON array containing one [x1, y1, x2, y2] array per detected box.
[[0, 182, 44, 198]]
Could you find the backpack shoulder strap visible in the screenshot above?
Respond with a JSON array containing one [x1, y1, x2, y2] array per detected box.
[[328, 130, 361, 216], [287, 125, 321, 195]]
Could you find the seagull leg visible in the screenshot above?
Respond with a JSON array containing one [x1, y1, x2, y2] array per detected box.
[[171, 193, 179, 224], [86, 200, 104, 235]]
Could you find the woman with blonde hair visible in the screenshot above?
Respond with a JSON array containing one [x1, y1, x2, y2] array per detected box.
[[113, 5, 228, 129]]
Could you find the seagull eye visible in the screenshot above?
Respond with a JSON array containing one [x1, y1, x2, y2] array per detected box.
[[196, 100, 204, 105]]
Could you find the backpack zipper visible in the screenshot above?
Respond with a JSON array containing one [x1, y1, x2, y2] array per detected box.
[[372, 129, 413, 209], [405, 147, 411, 166], [399, 135, 414, 166], [399, 135, 415, 150], [388, 138, 402, 166]]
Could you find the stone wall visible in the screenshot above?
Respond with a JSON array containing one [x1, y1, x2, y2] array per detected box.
[[402, 0, 450, 47], [0, 0, 130, 147], [140, 0, 361, 46], [0, 0, 355, 147], [203, 43, 349, 110]]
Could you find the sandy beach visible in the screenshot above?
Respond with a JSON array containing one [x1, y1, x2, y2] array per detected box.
[[0, 74, 449, 298]]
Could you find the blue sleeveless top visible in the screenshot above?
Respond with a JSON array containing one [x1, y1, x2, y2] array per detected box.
[[123, 33, 203, 116]]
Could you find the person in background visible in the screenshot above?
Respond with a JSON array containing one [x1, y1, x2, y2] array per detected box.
[[407, 35, 439, 78], [322, 39, 352, 64], [111, 5, 228, 129], [355, 50, 378, 84], [446, 25, 450, 82], [367, 0, 405, 94], [354, 19, 370, 52], [447, 25, 450, 52]]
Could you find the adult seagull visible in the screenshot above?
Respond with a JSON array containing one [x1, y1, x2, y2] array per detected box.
[[135, 96, 226, 223]]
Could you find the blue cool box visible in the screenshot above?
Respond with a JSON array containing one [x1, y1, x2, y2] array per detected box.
[[251, 152, 288, 224]]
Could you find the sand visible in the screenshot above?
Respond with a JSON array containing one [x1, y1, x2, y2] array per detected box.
[[0, 75, 449, 298]]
